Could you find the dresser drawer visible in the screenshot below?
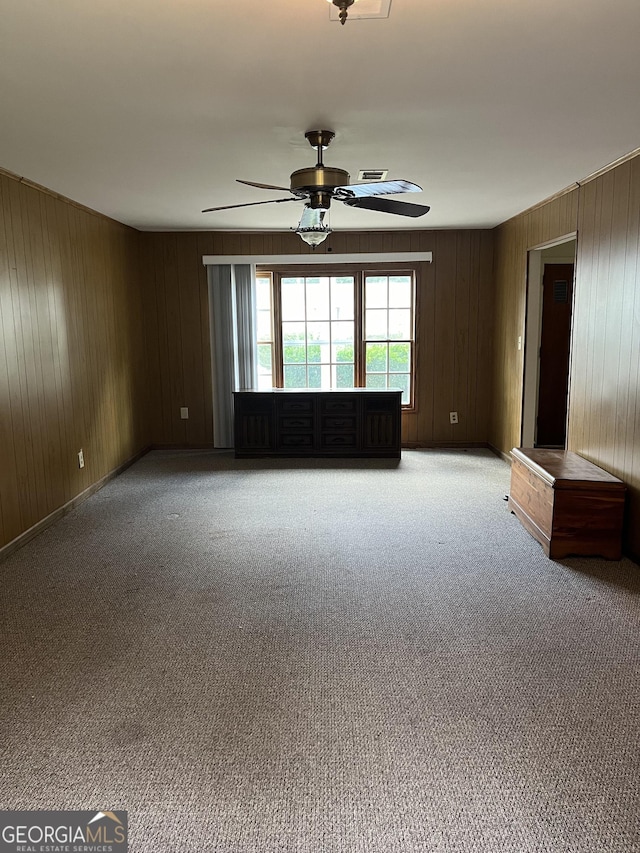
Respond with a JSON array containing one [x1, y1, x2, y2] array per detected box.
[[280, 416, 313, 431], [321, 396, 357, 414], [321, 433, 357, 449], [321, 415, 356, 431], [279, 397, 314, 413], [278, 433, 315, 449]]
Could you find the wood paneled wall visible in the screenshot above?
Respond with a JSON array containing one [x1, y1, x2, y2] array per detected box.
[[491, 152, 640, 556], [0, 173, 148, 551], [139, 228, 495, 448], [490, 188, 579, 454], [568, 157, 640, 555]]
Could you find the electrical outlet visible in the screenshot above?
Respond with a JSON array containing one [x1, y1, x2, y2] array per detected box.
[[78, 449, 85, 469], [449, 411, 458, 424], [180, 407, 189, 419]]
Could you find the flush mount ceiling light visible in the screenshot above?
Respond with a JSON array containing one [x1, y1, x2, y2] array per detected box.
[[326, 0, 358, 26]]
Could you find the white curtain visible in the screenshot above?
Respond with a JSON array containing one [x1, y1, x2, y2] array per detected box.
[[207, 264, 257, 447]]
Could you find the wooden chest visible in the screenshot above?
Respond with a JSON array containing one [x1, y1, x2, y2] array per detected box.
[[509, 447, 626, 559]]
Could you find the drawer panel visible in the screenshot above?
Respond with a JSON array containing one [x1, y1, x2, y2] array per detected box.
[[321, 396, 357, 414], [281, 416, 313, 430], [279, 397, 313, 413], [363, 393, 399, 413], [321, 433, 357, 449], [279, 433, 314, 449], [322, 415, 356, 431]]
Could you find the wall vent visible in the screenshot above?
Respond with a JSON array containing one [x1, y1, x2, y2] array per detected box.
[[357, 169, 388, 181], [553, 280, 569, 303]]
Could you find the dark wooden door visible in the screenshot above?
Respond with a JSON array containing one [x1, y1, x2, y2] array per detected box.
[[536, 263, 574, 447]]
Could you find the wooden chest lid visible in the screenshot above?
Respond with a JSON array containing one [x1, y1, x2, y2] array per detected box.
[[510, 448, 625, 491]]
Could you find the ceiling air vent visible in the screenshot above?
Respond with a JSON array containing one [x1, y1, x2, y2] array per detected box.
[[357, 169, 388, 181]]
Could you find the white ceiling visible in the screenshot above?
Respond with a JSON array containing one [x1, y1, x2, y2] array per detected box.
[[1, 0, 639, 234]]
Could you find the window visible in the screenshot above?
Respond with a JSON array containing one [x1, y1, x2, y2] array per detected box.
[[259, 269, 416, 406], [364, 274, 414, 405], [256, 273, 274, 390], [280, 275, 355, 390]]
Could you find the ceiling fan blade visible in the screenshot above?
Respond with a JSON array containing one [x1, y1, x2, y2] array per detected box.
[[236, 179, 294, 192], [343, 196, 430, 218], [202, 197, 301, 213], [335, 179, 422, 199]]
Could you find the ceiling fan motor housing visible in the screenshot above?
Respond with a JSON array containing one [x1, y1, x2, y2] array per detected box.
[[290, 166, 350, 208]]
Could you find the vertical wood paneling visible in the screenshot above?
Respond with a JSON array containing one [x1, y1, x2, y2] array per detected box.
[[140, 228, 495, 450], [432, 232, 458, 442], [0, 178, 21, 544], [178, 234, 207, 444], [568, 156, 640, 555], [0, 173, 147, 550], [454, 232, 471, 442]]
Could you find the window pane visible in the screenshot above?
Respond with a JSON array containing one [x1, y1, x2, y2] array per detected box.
[[365, 374, 386, 389], [365, 277, 388, 308], [331, 323, 354, 361], [256, 277, 272, 310], [389, 373, 410, 405], [307, 341, 323, 364], [282, 321, 305, 343], [306, 321, 330, 342], [365, 309, 388, 340], [257, 343, 273, 371], [389, 342, 411, 372], [335, 364, 354, 388], [366, 342, 388, 372], [331, 278, 355, 320], [257, 342, 273, 391], [333, 341, 354, 363], [306, 277, 330, 320], [256, 309, 272, 342], [308, 365, 322, 388], [281, 278, 306, 321], [307, 322, 330, 364], [284, 365, 307, 387], [388, 308, 411, 340], [283, 343, 306, 364], [388, 277, 412, 308]]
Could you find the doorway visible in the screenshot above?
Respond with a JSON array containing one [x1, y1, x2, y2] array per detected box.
[[521, 238, 576, 448]]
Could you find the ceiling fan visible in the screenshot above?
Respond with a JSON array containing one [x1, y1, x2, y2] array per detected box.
[[202, 130, 430, 247]]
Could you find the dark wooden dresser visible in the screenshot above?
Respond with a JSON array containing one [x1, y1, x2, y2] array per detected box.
[[233, 389, 402, 459], [509, 447, 626, 559]]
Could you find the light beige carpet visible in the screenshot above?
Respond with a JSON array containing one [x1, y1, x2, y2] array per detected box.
[[1, 449, 639, 852]]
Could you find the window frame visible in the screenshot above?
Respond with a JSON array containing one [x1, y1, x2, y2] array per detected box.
[[258, 264, 418, 410], [255, 271, 276, 390], [362, 269, 417, 411]]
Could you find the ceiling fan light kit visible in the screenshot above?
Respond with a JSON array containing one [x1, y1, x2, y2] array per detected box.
[[293, 206, 332, 247], [202, 128, 430, 246]]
